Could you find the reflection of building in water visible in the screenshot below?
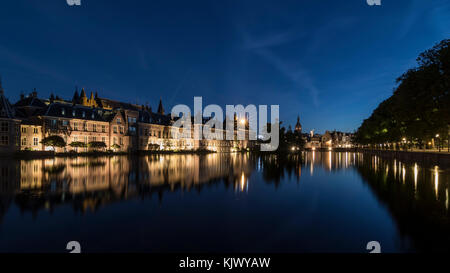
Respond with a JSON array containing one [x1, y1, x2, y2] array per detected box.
[[303, 151, 361, 172], [1, 154, 254, 215], [138, 153, 252, 191]]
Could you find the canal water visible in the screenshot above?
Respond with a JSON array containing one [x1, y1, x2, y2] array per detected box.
[[0, 152, 448, 252]]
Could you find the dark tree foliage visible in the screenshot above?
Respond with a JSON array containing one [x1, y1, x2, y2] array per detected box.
[[355, 39, 450, 146], [40, 135, 66, 149]]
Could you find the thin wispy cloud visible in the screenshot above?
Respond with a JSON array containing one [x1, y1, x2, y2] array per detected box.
[[240, 29, 320, 107], [0, 45, 70, 83]]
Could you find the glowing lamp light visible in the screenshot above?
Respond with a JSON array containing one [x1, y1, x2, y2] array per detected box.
[[240, 119, 246, 125]]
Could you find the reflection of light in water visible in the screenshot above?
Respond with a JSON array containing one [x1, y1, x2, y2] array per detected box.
[[394, 160, 397, 178], [310, 152, 315, 175], [446, 189, 449, 210], [240, 172, 248, 192], [434, 166, 439, 199], [345, 152, 348, 168], [328, 152, 332, 170], [402, 166, 406, 183], [413, 163, 418, 190]]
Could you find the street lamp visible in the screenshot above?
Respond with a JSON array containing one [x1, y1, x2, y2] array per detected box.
[[436, 134, 440, 152]]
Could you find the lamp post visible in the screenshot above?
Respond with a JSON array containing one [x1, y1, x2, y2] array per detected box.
[[436, 134, 440, 152]]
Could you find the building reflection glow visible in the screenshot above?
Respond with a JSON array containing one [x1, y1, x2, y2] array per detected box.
[[414, 163, 418, 190], [434, 166, 439, 199], [0, 152, 448, 221]]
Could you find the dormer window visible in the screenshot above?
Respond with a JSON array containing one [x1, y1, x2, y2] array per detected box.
[[91, 113, 95, 119], [82, 111, 86, 118], [72, 110, 76, 116], [61, 108, 65, 116]]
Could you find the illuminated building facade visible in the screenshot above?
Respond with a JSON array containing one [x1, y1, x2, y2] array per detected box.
[[0, 83, 253, 153]]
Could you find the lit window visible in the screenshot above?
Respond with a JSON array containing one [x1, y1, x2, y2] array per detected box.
[[33, 138, 39, 146]]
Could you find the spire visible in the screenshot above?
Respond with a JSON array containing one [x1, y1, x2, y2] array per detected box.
[[72, 86, 79, 103], [157, 98, 165, 115], [295, 115, 302, 133], [80, 88, 87, 98]]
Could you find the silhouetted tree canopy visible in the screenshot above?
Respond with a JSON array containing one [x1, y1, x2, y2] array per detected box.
[[355, 39, 450, 146]]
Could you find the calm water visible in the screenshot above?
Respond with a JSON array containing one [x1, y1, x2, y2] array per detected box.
[[0, 152, 449, 253]]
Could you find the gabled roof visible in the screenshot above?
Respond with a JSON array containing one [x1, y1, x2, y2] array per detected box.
[[0, 81, 15, 119], [138, 108, 172, 125], [14, 95, 47, 108], [96, 97, 141, 111]]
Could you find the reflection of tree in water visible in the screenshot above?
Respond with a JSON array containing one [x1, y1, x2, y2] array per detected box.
[[0, 196, 12, 224], [43, 164, 66, 175], [260, 154, 302, 187], [355, 156, 450, 252]]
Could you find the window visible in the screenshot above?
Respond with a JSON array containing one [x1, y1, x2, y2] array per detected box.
[[51, 119, 57, 128], [93, 136, 97, 142], [113, 126, 117, 133], [102, 137, 106, 143], [82, 111, 86, 118], [21, 127, 27, 133], [72, 110, 76, 116], [144, 129, 149, 136], [73, 122, 78, 131], [119, 126, 124, 134], [129, 127, 136, 135], [119, 138, 123, 145], [33, 138, 39, 146], [102, 125, 106, 133], [33, 128, 38, 134], [117, 118, 121, 124], [0, 136, 9, 145], [113, 137, 117, 145], [93, 124, 97, 132], [61, 108, 65, 115], [0, 122, 8, 132], [62, 120, 68, 126], [128, 117, 136, 123], [73, 136, 78, 142], [91, 113, 95, 119], [22, 137, 27, 146]]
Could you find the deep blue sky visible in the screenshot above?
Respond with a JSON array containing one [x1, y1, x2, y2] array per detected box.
[[0, 0, 449, 133]]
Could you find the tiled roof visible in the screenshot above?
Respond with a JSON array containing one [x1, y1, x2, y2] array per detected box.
[[43, 103, 114, 122]]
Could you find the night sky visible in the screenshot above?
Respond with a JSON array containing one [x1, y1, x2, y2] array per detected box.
[[0, 0, 449, 133]]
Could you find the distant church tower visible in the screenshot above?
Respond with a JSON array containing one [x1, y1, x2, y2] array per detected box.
[[157, 98, 165, 115], [295, 116, 302, 133]]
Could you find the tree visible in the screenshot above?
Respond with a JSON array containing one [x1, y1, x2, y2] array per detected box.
[[355, 39, 450, 149], [41, 135, 66, 151], [69, 141, 87, 148], [88, 141, 107, 151], [111, 144, 121, 151]]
